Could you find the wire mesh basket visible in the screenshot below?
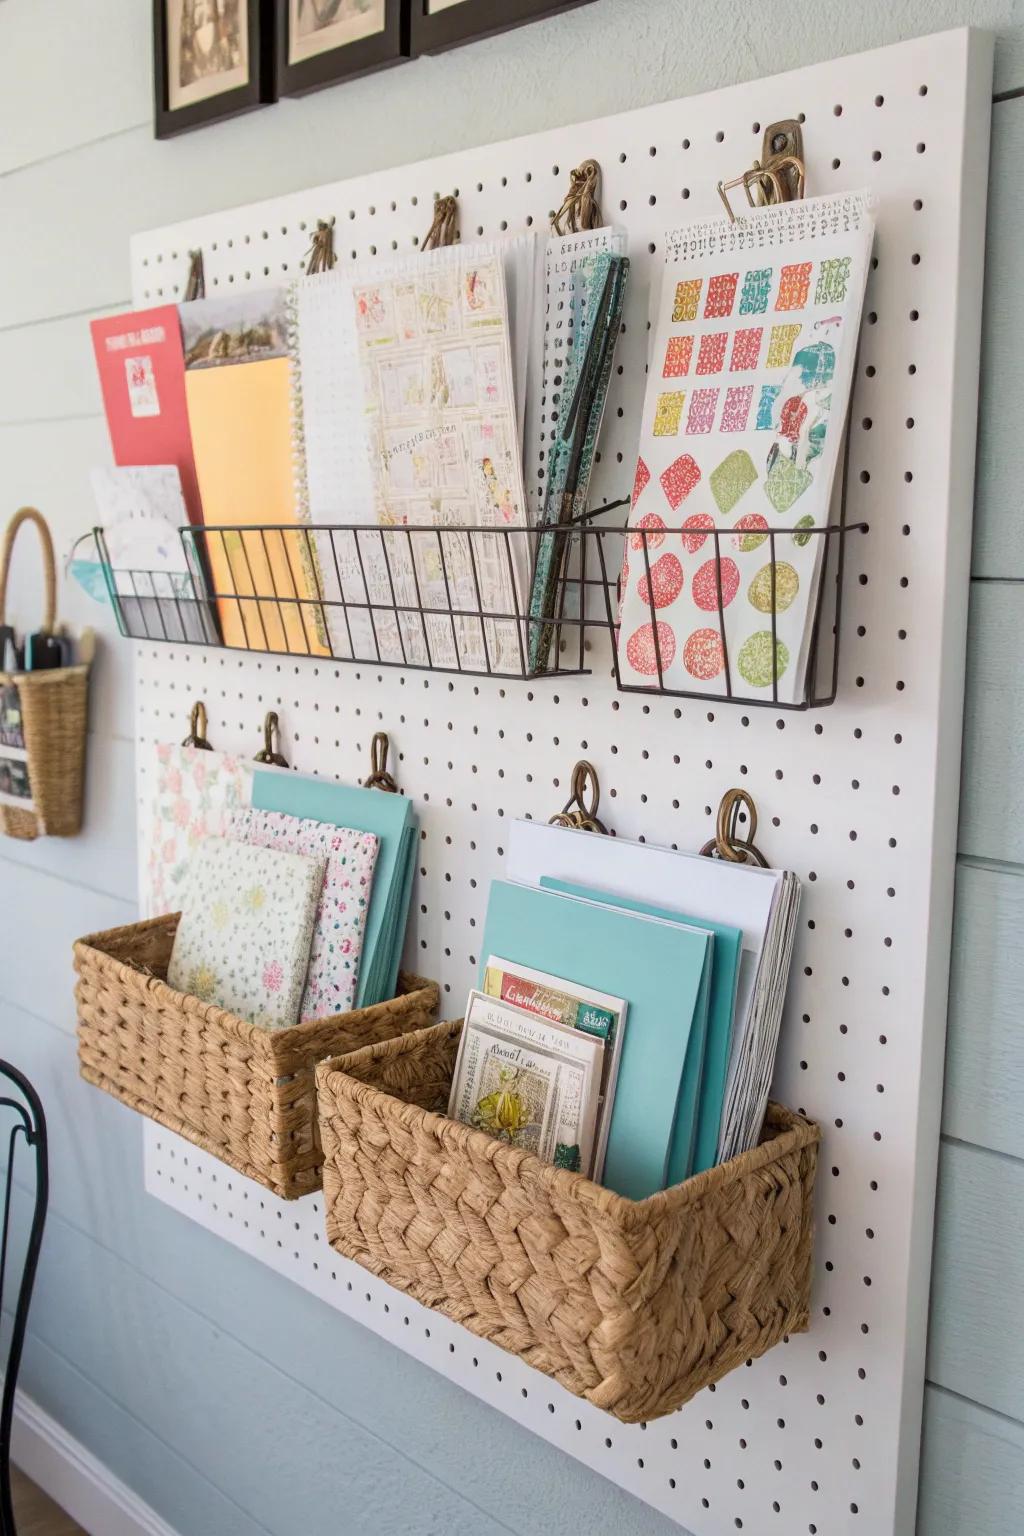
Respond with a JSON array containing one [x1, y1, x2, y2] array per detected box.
[[95, 498, 865, 707]]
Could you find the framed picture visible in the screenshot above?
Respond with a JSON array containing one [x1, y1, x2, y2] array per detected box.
[[408, 0, 593, 56], [153, 0, 275, 139], [276, 1, 408, 96]]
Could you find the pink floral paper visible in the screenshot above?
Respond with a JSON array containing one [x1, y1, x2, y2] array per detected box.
[[228, 807, 379, 1021], [143, 744, 254, 919]]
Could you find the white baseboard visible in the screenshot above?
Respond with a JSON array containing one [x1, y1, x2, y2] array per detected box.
[[11, 1393, 181, 1536]]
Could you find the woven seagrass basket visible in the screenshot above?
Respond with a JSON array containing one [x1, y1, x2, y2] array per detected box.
[[0, 508, 89, 841], [75, 913, 439, 1200], [316, 1018, 820, 1422]]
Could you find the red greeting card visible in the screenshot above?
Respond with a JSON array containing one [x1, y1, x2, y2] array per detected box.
[[90, 305, 202, 527]]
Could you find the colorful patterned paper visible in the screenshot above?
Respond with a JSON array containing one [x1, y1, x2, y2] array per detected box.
[[776, 263, 812, 310], [617, 191, 875, 704], [739, 268, 773, 315], [767, 324, 802, 368], [142, 743, 254, 920], [672, 280, 702, 322], [686, 389, 719, 434], [167, 836, 325, 1030], [228, 807, 379, 1020], [721, 387, 754, 434], [730, 328, 763, 372], [705, 273, 739, 318], [663, 335, 693, 377], [654, 391, 686, 435], [696, 333, 728, 375]]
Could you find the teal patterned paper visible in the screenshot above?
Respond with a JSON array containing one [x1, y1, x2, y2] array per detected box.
[[167, 836, 326, 1030], [528, 247, 629, 673]]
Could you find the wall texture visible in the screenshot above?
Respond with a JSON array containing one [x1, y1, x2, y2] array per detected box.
[[0, 2, 1020, 1532]]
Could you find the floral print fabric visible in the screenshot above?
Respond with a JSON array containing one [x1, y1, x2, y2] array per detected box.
[[167, 835, 326, 1030], [143, 744, 254, 919], [228, 808, 379, 1021]]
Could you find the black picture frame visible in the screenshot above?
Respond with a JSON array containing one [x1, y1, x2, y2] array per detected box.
[[153, 0, 275, 139], [275, 0, 408, 96], [408, 0, 593, 56]]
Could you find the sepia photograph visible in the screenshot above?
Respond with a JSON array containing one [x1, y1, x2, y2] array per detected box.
[[288, 0, 387, 65], [153, 0, 273, 138], [276, 0, 406, 95], [410, 0, 593, 55], [167, 0, 250, 110]]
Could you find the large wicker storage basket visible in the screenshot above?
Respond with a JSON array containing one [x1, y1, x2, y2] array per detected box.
[[316, 1019, 820, 1423], [0, 508, 89, 840], [75, 913, 439, 1199]]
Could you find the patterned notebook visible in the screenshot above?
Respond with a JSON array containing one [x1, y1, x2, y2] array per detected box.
[[167, 836, 325, 1030], [617, 191, 874, 705], [228, 807, 379, 1020], [142, 743, 254, 920]]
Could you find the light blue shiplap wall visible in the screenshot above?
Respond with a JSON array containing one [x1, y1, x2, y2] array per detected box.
[[0, 3, 1021, 1532]]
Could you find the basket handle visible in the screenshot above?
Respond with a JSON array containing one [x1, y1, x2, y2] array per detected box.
[[0, 508, 57, 634]]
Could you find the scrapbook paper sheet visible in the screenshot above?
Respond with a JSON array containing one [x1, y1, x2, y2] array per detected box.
[[349, 242, 533, 672], [167, 836, 325, 1031], [290, 272, 381, 661], [90, 305, 203, 528], [182, 290, 328, 657], [617, 192, 874, 704], [87, 465, 217, 644], [89, 465, 190, 582], [143, 743, 254, 919], [228, 807, 379, 1020]]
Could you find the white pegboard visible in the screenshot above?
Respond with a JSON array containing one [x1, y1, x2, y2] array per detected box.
[[132, 28, 992, 1536]]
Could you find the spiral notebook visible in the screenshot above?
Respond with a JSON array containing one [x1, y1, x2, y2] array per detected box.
[[617, 191, 875, 704], [291, 240, 540, 672]]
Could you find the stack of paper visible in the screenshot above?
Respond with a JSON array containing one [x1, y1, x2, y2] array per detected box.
[[521, 227, 625, 519], [480, 877, 714, 1201], [290, 228, 629, 675], [251, 769, 417, 1009], [228, 808, 379, 1020], [506, 817, 800, 1172]]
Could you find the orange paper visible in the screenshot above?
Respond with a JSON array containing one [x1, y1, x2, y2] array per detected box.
[[185, 357, 327, 655]]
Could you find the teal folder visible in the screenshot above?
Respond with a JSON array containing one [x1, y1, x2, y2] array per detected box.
[[252, 769, 416, 1008], [480, 880, 713, 1201], [541, 877, 742, 1176]]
